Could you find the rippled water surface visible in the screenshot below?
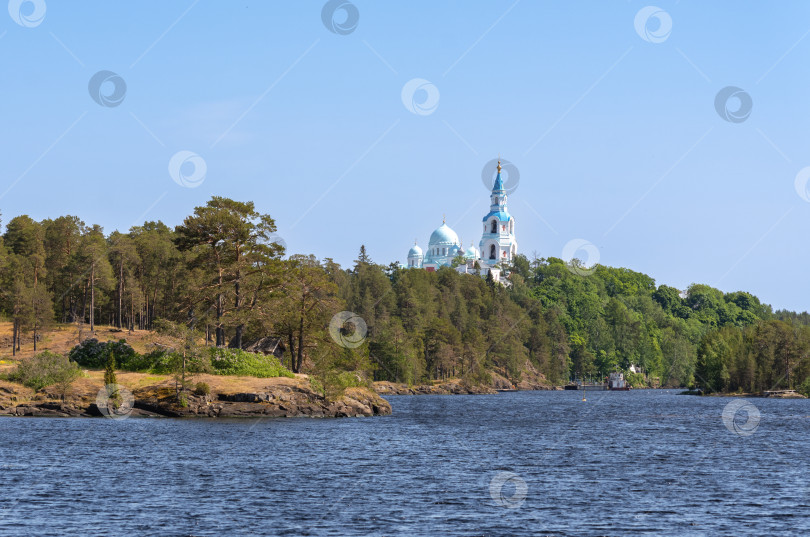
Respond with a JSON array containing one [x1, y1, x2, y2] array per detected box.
[[1, 390, 809, 536]]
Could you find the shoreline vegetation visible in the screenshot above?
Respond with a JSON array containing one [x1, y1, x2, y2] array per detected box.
[[0, 321, 803, 420], [2, 372, 804, 420], [1, 197, 810, 415], [0, 324, 391, 419]]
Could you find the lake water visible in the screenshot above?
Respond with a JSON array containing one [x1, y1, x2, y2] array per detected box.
[[0, 390, 808, 536]]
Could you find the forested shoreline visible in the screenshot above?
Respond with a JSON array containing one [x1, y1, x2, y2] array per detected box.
[[2, 196, 809, 395]]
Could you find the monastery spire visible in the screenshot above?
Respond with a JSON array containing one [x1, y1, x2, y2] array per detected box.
[[492, 159, 505, 193]]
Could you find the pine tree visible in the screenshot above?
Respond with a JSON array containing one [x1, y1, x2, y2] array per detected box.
[[103, 352, 122, 409], [104, 351, 117, 387], [356, 245, 372, 267], [175, 198, 283, 348]]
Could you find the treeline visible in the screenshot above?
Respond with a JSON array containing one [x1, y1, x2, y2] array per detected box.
[[342, 253, 809, 390], [1, 197, 809, 391], [697, 321, 810, 394]]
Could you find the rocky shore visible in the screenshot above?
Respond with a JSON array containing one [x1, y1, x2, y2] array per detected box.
[[373, 376, 556, 396], [0, 377, 391, 419], [134, 385, 392, 418], [374, 380, 498, 395], [372, 360, 557, 395]]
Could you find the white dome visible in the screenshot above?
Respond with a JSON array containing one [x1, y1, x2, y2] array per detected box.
[[428, 223, 460, 246], [408, 243, 423, 257]]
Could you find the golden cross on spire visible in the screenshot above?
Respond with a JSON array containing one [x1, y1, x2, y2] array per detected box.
[[442, 214, 446, 224]]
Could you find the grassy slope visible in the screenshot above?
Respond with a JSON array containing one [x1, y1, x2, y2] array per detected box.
[[0, 322, 311, 406]]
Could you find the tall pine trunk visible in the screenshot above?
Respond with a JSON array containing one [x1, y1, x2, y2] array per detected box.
[[233, 278, 242, 350], [81, 284, 87, 327], [117, 259, 123, 329], [287, 332, 296, 372], [90, 263, 95, 332], [296, 308, 305, 373], [216, 267, 224, 346], [32, 290, 37, 352]]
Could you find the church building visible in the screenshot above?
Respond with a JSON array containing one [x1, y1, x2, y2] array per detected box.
[[406, 160, 517, 284]]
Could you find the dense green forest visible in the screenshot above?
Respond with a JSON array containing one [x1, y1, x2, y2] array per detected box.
[[1, 197, 809, 394]]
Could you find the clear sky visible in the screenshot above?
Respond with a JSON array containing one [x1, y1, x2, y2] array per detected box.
[[1, 1, 809, 312]]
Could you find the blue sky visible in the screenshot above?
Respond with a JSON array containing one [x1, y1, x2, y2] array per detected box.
[[1, 1, 809, 312]]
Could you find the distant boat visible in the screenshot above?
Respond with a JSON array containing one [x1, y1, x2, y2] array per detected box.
[[564, 380, 606, 391], [607, 372, 631, 391], [563, 373, 632, 391]]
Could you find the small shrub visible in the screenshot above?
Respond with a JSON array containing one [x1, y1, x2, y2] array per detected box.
[[141, 349, 212, 375], [308, 377, 325, 397], [120, 349, 167, 373], [138, 350, 177, 374], [207, 348, 294, 378], [194, 382, 211, 396], [68, 342, 212, 375], [178, 393, 188, 407], [68, 339, 107, 368], [319, 370, 369, 398], [107, 340, 137, 368], [798, 376, 810, 398], [69, 339, 136, 369], [9, 351, 81, 394]]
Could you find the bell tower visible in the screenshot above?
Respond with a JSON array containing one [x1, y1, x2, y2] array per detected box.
[[479, 160, 517, 267]]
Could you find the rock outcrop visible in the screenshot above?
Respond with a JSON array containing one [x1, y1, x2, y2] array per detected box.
[[373, 362, 555, 395], [374, 380, 497, 395], [0, 380, 391, 419], [132, 384, 391, 418]]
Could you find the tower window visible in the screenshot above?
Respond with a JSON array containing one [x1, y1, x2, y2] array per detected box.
[[442, 247, 446, 256], [490, 220, 497, 234], [489, 244, 496, 260]]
